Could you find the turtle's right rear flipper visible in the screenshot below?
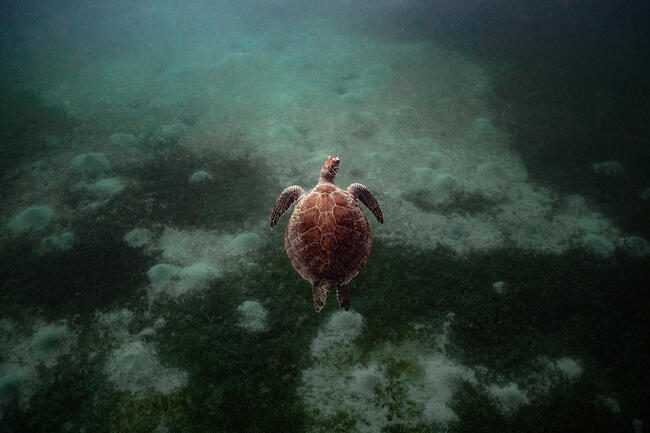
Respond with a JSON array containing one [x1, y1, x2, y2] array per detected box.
[[347, 183, 383, 224], [312, 281, 331, 312], [336, 285, 350, 311]]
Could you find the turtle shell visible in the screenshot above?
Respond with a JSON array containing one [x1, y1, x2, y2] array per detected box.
[[285, 183, 371, 286]]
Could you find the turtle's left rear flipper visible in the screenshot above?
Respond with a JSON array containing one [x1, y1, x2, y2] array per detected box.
[[312, 281, 331, 313], [336, 285, 350, 311]]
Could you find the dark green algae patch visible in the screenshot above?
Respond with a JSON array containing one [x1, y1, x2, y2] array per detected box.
[[151, 252, 316, 433], [114, 146, 278, 232], [2, 233, 648, 432], [0, 227, 153, 322], [133, 242, 646, 432], [344, 241, 649, 432], [0, 247, 312, 433], [0, 143, 279, 320]]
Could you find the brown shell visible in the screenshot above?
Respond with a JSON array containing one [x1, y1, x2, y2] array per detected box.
[[284, 183, 371, 286]]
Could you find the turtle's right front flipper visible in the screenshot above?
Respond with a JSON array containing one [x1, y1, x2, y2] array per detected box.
[[347, 183, 383, 224], [271, 185, 305, 229]]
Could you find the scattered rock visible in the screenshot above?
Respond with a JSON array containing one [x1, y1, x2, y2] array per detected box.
[[189, 170, 213, 183], [477, 161, 508, 180], [409, 355, 478, 424], [124, 228, 152, 248], [395, 105, 415, 118], [597, 395, 621, 413], [592, 161, 624, 177], [141, 115, 157, 131], [310, 311, 364, 358], [640, 187, 650, 200], [109, 133, 137, 147], [351, 364, 388, 397], [7, 206, 55, 234], [175, 263, 219, 296], [96, 308, 134, 338], [0, 372, 22, 413], [339, 89, 363, 103], [394, 105, 419, 129], [159, 122, 187, 139], [582, 234, 614, 257], [473, 117, 498, 137], [492, 281, 506, 295], [38, 232, 75, 254], [430, 174, 461, 203], [43, 135, 60, 147], [71, 153, 110, 178], [147, 264, 181, 289], [447, 221, 467, 240], [106, 341, 187, 395], [403, 173, 462, 210], [93, 177, 125, 196], [412, 167, 437, 189], [487, 382, 529, 414], [0, 320, 75, 416], [359, 64, 391, 89], [30, 323, 74, 367], [620, 236, 650, 257], [147, 135, 167, 146], [428, 151, 445, 169], [229, 232, 262, 255], [551, 358, 582, 380], [237, 300, 268, 333], [340, 111, 377, 138]]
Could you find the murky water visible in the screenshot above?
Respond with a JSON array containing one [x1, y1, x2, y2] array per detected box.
[[1, 1, 648, 431]]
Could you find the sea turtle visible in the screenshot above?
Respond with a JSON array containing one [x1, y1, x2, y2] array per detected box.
[[271, 156, 383, 312]]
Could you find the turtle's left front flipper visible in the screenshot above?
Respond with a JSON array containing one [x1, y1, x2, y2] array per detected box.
[[347, 183, 383, 224], [271, 185, 305, 229]]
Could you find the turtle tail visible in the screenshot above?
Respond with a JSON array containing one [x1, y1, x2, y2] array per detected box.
[[312, 281, 332, 313]]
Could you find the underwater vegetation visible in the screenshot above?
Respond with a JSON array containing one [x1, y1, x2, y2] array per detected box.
[[2, 233, 648, 432], [110, 146, 278, 231]]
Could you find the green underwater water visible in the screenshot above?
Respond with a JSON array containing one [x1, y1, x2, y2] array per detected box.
[[1, 1, 649, 432]]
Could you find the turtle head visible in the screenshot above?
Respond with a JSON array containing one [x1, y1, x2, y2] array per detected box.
[[319, 155, 340, 183]]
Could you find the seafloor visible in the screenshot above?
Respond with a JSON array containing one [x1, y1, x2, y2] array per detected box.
[[1, 1, 648, 432]]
